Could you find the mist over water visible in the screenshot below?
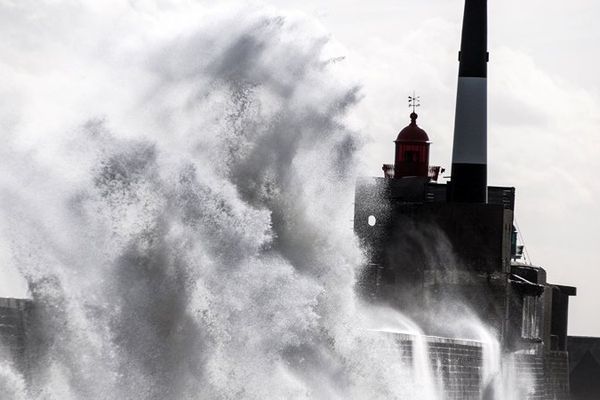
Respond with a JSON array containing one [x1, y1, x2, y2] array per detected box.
[[0, 2, 510, 399]]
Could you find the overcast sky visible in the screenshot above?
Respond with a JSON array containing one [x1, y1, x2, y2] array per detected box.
[[1, 0, 598, 336], [265, 0, 600, 335]]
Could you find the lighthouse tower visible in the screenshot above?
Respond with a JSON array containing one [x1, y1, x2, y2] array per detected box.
[[353, 0, 578, 397]]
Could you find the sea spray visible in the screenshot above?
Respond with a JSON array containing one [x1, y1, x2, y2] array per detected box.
[[0, 362, 27, 400], [363, 306, 441, 400], [0, 2, 523, 400], [460, 314, 530, 400], [0, 2, 443, 399]]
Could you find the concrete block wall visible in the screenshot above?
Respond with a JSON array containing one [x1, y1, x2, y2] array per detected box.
[[512, 352, 570, 400], [389, 334, 484, 399], [427, 339, 483, 400], [567, 336, 600, 399], [547, 352, 570, 398], [0, 298, 31, 373], [384, 333, 571, 400]]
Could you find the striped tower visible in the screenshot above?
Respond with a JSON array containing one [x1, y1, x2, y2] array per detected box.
[[449, 0, 488, 203]]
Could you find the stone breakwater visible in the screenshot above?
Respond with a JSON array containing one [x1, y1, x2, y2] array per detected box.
[[374, 332, 570, 400]]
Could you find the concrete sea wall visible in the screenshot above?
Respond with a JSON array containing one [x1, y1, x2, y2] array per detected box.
[[384, 332, 570, 400], [0, 302, 574, 400], [0, 297, 30, 373]]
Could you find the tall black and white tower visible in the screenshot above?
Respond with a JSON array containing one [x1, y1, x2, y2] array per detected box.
[[353, 1, 578, 397], [449, 0, 488, 203]]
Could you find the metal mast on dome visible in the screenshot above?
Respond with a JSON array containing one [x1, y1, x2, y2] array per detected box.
[[408, 92, 420, 114]]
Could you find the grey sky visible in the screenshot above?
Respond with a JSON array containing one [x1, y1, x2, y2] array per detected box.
[[266, 0, 600, 335]]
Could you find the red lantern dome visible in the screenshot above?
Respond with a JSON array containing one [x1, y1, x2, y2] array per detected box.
[[394, 112, 431, 179]]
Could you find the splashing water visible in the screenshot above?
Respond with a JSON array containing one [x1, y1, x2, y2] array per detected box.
[[362, 306, 442, 400], [0, 2, 519, 400], [0, 2, 445, 399]]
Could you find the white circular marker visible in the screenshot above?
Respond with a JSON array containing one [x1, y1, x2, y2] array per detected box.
[[368, 215, 376, 226]]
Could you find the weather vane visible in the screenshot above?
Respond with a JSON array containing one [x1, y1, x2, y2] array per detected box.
[[408, 92, 420, 113]]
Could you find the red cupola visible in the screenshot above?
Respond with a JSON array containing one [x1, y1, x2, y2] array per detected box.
[[394, 112, 431, 178]]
